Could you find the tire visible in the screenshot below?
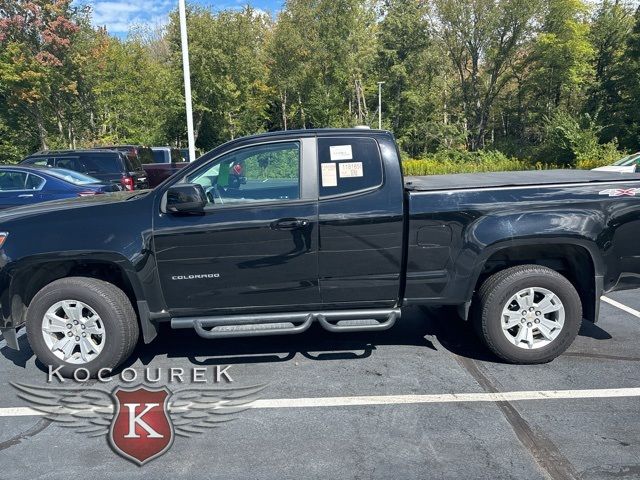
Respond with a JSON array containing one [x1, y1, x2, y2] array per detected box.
[[473, 265, 582, 364], [25, 277, 139, 378]]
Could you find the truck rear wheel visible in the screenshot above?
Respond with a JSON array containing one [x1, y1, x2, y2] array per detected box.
[[474, 265, 582, 364], [25, 277, 139, 378]]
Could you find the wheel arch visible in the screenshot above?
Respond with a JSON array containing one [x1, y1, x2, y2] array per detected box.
[[467, 239, 603, 323], [1, 254, 155, 342]]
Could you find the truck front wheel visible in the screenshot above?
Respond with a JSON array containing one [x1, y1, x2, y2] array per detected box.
[[25, 277, 139, 378], [474, 265, 582, 364]]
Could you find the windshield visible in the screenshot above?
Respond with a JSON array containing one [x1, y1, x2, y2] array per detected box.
[[612, 153, 640, 166], [47, 168, 101, 185]]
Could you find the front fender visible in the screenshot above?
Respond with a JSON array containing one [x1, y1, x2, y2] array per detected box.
[[0, 251, 156, 331]]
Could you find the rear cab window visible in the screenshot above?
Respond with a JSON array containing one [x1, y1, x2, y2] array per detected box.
[[152, 150, 168, 164], [318, 137, 383, 197]]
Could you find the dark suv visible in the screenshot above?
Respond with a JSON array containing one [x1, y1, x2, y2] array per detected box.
[[20, 149, 149, 191]]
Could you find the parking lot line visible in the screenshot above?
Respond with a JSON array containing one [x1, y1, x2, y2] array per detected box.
[[602, 296, 640, 318], [1, 387, 640, 417]]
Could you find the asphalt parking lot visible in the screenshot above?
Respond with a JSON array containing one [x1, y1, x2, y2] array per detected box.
[[0, 291, 639, 480]]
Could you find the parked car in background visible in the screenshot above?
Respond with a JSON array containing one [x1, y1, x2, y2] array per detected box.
[[20, 149, 149, 191], [142, 147, 189, 187], [0, 166, 118, 210], [95, 145, 154, 167], [592, 152, 640, 173], [151, 147, 183, 164]]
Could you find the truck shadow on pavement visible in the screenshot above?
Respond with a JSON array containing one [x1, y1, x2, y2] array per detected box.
[[126, 306, 440, 369], [0, 305, 615, 374], [120, 306, 614, 370]]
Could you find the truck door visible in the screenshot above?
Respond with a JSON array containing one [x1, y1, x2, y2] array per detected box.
[[153, 138, 321, 314], [317, 135, 405, 307]]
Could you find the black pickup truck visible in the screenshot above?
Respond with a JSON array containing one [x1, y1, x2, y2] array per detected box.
[[1, 129, 639, 377]]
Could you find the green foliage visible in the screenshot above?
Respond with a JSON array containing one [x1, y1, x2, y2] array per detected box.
[[402, 150, 555, 175], [1, 0, 639, 172], [244, 148, 299, 179], [537, 111, 621, 166]]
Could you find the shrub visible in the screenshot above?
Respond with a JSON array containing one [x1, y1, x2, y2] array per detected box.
[[401, 150, 556, 175], [538, 111, 625, 168], [574, 141, 623, 170]]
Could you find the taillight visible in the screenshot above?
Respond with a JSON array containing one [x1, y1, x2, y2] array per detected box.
[[77, 190, 104, 197], [121, 175, 135, 191]]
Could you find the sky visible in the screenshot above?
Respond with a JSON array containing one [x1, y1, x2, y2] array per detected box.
[[76, 0, 284, 37]]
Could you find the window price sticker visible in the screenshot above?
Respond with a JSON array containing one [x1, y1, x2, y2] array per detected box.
[[329, 145, 353, 161], [338, 162, 364, 178], [321, 162, 338, 187]]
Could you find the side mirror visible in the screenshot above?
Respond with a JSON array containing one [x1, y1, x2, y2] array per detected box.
[[165, 183, 206, 214]]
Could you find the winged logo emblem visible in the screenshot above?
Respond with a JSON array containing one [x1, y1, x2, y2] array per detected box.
[[11, 382, 264, 465]]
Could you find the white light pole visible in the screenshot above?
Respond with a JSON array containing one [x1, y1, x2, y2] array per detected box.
[[178, 0, 196, 162], [377, 81, 385, 130]]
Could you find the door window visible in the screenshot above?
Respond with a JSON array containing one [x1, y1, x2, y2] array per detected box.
[[187, 142, 300, 205], [25, 173, 45, 190], [0, 171, 29, 191], [318, 137, 383, 197]]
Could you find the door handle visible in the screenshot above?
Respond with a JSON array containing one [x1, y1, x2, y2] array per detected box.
[[18, 194, 34, 198], [271, 218, 310, 230]]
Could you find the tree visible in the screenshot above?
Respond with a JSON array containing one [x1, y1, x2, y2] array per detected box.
[[0, 0, 81, 149], [588, 0, 634, 145], [166, 6, 271, 148], [613, 6, 640, 150], [435, 0, 541, 150], [376, 0, 456, 156]]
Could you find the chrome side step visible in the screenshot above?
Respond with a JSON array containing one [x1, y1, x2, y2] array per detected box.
[[170, 308, 400, 339]]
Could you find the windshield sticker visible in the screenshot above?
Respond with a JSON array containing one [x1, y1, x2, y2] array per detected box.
[[339, 162, 364, 178], [321, 162, 338, 187], [329, 145, 353, 161]]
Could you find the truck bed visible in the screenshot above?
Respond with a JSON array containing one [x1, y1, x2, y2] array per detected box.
[[404, 170, 640, 192]]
